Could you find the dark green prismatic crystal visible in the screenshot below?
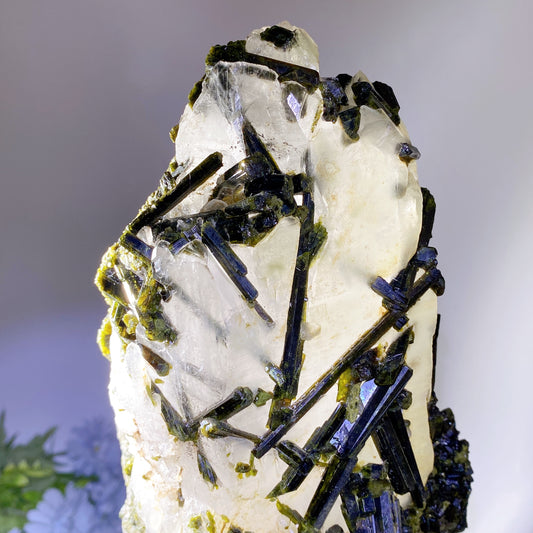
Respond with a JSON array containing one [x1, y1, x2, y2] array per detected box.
[[206, 40, 320, 90], [259, 25, 296, 50]]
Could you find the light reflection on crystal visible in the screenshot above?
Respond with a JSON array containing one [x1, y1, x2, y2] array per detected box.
[[330, 419, 354, 452], [286, 92, 302, 120], [360, 380, 378, 406]]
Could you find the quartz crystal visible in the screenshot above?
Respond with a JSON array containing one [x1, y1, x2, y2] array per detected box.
[[96, 22, 472, 533]]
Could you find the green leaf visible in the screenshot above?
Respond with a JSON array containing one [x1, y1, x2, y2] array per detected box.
[[0, 508, 26, 533]]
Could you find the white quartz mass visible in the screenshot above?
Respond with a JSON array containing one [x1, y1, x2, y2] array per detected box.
[[105, 22, 438, 533]]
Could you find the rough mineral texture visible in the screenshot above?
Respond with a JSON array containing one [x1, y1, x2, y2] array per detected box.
[[96, 22, 472, 533]]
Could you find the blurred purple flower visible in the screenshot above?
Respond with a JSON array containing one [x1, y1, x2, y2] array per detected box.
[[64, 418, 122, 479], [23, 418, 124, 533], [24, 484, 100, 533]]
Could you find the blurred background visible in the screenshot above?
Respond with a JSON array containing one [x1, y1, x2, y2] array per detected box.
[[1, 0, 532, 531]]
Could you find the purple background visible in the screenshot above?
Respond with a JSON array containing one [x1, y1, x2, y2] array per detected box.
[[1, 1, 532, 531]]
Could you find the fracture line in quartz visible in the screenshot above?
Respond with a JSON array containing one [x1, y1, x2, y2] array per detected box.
[[174, 359, 225, 390], [170, 282, 227, 342]]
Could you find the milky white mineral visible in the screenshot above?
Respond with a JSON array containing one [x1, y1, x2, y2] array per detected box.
[[96, 22, 472, 533]]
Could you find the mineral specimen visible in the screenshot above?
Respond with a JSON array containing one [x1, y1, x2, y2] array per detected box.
[[96, 22, 472, 533]]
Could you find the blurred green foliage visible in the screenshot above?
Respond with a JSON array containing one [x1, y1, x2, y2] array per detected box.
[[0, 413, 92, 533]]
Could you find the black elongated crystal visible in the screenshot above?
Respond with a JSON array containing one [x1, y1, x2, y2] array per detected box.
[[219, 153, 275, 188], [265, 363, 285, 387], [195, 387, 254, 423], [340, 484, 360, 532], [389, 188, 436, 295], [371, 277, 408, 314], [169, 235, 189, 255], [254, 312, 400, 458], [206, 41, 320, 90], [352, 81, 400, 126], [260, 25, 296, 49], [198, 222, 260, 303], [373, 408, 425, 506], [200, 418, 259, 443], [97, 267, 128, 306], [241, 120, 280, 173], [140, 345, 171, 376], [197, 449, 218, 487], [275, 440, 308, 468], [374, 329, 412, 387], [151, 382, 195, 442], [338, 107, 361, 140], [349, 491, 402, 533], [320, 77, 349, 122], [201, 222, 247, 275], [372, 81, 400, 115], [304, 366, 412, 529], [272, 192, 314, 401], [121, 232, 153, 262], [129, 152, 223, 234], [377, 490, 403, 533], [325, 526, 345, 533], [418, 188, 436, 249], [269, 403, 347, 498], [219, 256, 258, 301], [398, 142, 421, 163]]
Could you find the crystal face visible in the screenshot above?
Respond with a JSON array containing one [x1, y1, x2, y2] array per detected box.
[[95, 21, 472, 533]]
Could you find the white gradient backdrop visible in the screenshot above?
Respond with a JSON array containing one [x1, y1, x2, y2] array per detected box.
[[1, 1, 532, 531]]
